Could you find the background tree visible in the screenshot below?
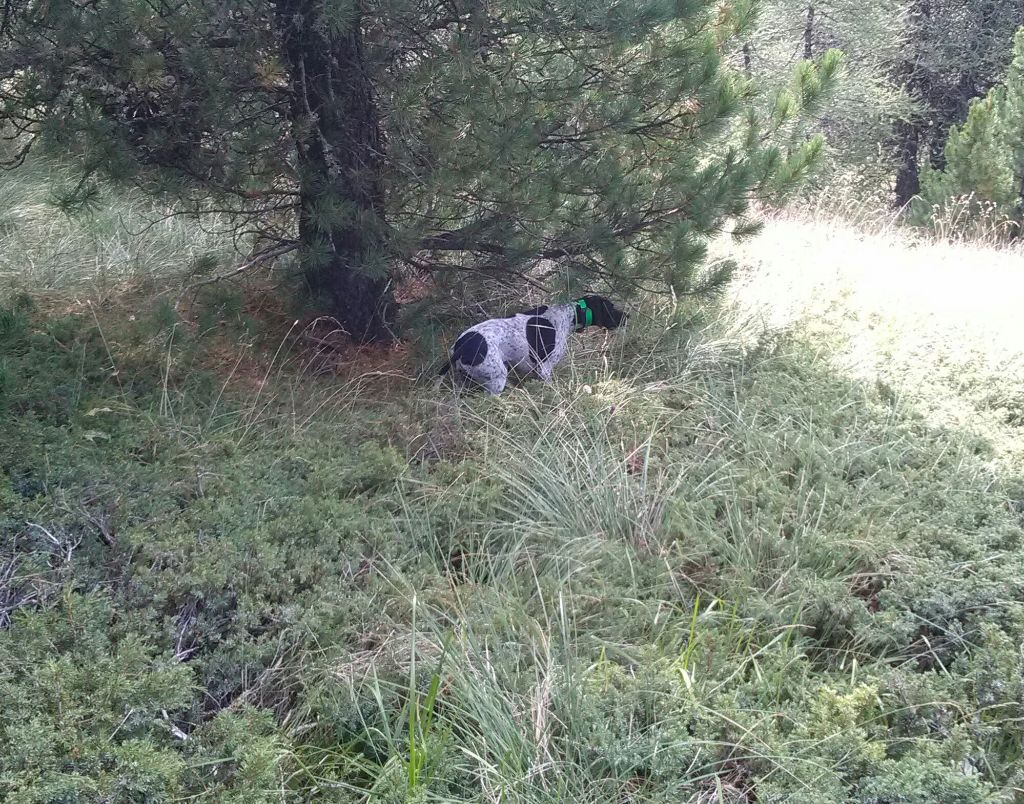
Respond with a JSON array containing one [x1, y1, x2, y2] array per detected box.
[[892, 0, 1024, 207], [912, 27, 1024, 232], [746, 0, 911, 200], [744, 0, 1024, 208], [0, 0, 838, 342]]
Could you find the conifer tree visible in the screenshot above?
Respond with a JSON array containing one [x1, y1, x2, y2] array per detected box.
[[749, 0, 910, 196], [914, 27, 1024, 232], [0, 0, 839, 342], [893, 0, 1024, 207]]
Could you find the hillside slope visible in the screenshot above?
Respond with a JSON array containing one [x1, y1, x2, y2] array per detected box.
[[2, 196, 1023, 801]]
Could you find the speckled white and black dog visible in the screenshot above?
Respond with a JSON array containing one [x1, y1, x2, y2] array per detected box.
[[438, 295, 626, 395]]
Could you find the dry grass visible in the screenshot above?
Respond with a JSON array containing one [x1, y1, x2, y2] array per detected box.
[[0, 159, 241, 299], [716, 210, 1024, 451]]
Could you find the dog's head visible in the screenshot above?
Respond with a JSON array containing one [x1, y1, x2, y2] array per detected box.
[[576, 295, 626, 330]]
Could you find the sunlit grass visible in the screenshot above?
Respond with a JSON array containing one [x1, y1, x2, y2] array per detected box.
[[719, 210, 1024, 457]]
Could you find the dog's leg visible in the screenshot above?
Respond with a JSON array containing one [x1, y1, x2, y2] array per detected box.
[[533, 329, 569, 384], [467, 354, 508, 395], [547, 334, 569, 373], [483, 367, 508, 395]]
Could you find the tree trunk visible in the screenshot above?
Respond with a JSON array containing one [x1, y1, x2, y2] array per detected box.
[[276, 1, 394, 343], [893, 120, 921, 207], [1014, 171, 1024, 240], [803, 5, 814, 60], [892, 0, 931, 209]]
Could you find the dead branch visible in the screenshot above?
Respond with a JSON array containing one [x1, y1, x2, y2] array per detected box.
[[175, 241, 298, 313]]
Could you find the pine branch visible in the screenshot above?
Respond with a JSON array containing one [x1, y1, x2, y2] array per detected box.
[[175, 241, 298, 312]]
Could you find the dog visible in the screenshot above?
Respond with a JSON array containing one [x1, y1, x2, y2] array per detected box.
[[438, 295, 626, 395]]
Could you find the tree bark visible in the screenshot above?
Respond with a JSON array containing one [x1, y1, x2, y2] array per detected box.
[[803, 5, 814, 60], [275, 1, 394, 343], [893, 120, 921, 207], [892, 0, 931, 208]]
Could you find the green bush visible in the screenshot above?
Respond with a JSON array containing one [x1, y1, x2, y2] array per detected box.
[[0, 593, 193, 802]]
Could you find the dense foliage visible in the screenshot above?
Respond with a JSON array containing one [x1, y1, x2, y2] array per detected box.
[[893, 0, 1024, 207], [741, 0, 1024, 211], [748, 0, 912, 197]]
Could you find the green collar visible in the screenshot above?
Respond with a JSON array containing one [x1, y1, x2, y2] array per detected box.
[[577, 299, 593, 327]]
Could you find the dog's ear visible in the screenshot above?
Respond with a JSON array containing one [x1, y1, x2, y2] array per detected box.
[[582, 295, 625, 329]]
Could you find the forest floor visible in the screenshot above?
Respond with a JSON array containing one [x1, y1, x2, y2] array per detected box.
[[2, 165, 1024, 802]]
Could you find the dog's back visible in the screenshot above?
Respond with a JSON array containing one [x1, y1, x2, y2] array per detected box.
[[440, 296, 624, 394]]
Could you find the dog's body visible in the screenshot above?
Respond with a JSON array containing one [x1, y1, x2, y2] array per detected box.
[[439, 296, 625, 395]]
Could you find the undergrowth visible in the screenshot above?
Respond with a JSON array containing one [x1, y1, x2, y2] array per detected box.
[[2, 181, 1024, 802]]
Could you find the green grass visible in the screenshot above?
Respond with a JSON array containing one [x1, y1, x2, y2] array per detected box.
[[1, 172, 1024, 802], [0, 158, 243, 299]]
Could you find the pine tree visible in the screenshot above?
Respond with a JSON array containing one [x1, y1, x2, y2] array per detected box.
[[0, 0, 840, 342], [748, 0, 911, 197], [893, 0, 1024, 208], [1005, 30, 1024, 215], [913, 27, 1024, 232]]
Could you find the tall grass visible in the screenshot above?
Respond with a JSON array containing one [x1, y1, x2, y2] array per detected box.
[[0, 158, 240, 297]]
